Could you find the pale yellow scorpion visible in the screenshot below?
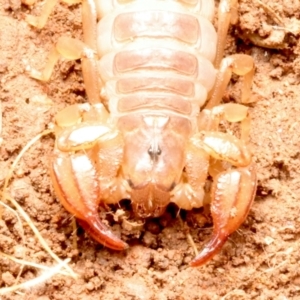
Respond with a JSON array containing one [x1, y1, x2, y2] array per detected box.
[[25, 0, 257, 266]]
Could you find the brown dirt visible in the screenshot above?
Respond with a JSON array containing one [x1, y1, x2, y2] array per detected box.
[[1, 0, 300, 299]]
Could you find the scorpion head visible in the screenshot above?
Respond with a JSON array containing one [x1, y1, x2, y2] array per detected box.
[[119, 113, 191, 218]]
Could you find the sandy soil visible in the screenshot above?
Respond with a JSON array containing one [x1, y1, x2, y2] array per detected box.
[[1, 0, 300, 299]]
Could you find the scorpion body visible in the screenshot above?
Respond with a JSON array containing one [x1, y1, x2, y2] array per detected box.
[[26, 0, 256, 266], [98, 0, 217, 215]]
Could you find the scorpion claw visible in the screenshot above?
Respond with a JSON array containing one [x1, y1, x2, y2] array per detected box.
[[191, 164, 257, 267], [77, 217, 128, 251], [190, 232, 228, 267], [51, 150, 128, 251]]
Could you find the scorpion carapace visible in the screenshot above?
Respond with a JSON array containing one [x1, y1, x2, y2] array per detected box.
[[26, 0, 257, 267], [120, 113, 190, 218]]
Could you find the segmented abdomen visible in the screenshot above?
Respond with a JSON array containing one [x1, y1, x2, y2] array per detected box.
[[96, 0, 217, 119]]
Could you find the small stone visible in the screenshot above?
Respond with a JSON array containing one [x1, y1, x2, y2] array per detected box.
[[86, 281, 95, 291], [142, 231, 158, 249], [13, 245, 27, 259], [2, 272, 15, 286]]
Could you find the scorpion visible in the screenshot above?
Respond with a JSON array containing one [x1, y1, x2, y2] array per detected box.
[[25, 0, 257, 267]]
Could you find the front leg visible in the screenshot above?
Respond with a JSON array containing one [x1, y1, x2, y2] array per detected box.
[[208, 0, 255, 109], [184, 131, 256, 267], [26, 0, 102, 104], [190, 163, 256, 266], [51, 104, 128, 250], [51, 150, 127, 250]]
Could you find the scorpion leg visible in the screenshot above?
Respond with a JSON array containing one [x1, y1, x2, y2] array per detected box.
[[190, 164, 256, 267], [205, 0, 255, 109], [198, 102, 252, 153], [25, 0, 81, 29], [215, 0, 239, 68], [187, 131, 256, 267], [198, 103, 249, 131], [27, 0, 102, 104], [172, 102, 251, 209], [51, 104, 128, 250], [28, 35, 101, 104], [206, 54, 255, 109]]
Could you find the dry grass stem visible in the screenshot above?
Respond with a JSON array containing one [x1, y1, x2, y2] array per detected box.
[[0, 129, 78, 294], [0, 201, 26, 286], [2, 129, 53, 193], [0, 201, 24, 243], [0, 100, 2, 146], [0, 251, 74, 277], [178, 216, 199, 256], [3, 191, 77, 279], [0, 258, 71, 295], [256, 0, 285, 27]]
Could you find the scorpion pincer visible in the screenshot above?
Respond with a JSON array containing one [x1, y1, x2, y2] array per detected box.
[[25, 0, 257, 266]]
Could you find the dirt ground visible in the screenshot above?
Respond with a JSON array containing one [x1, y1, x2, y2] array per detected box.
[[1, 0, 300, 299]]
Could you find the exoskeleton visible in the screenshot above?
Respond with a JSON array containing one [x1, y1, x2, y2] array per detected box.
[[26, 0, 256, 266]]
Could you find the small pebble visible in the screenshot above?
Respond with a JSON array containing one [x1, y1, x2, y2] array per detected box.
[[2, 271, 15, 286]]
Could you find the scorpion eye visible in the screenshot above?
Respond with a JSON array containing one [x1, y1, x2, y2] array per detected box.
[[148, 144, 162, 161], [127, 179, 134, 188], [169, 181, 176, 191]]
